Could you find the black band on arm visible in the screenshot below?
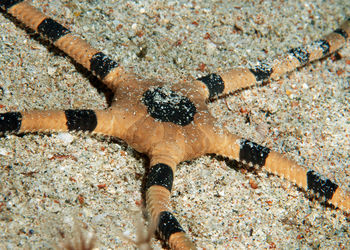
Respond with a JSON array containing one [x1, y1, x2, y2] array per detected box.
[[37, 18, 71, 42], [0, 112, 22, 133], [146, 163, 174, 192], [64, 109, 97, 132], [239, 139, 270, 166], [289, 47, 310, 65], [158, 211, 185, 242], [307, 170, 338, 201], [197, 73, 225, 98], [311, 40, 330, 56], [249, 63, 273, 81], [0, 0, 24, 10], [90, 52, 119, 80]]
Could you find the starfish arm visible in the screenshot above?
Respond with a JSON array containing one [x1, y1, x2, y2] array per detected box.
[[1, 0, 127, 91], [0, 109, 127, 138], [212, 133, 350, 213], [145, 160, 195, 250], [195, 18, 350, 99]]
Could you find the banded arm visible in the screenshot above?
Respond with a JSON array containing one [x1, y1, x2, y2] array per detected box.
[[195, 18, 350, 99], [0, 109, 127, 138], [145, 161, 195, 250], [0, 0, 128, 92], [213, 133, 350, 213]]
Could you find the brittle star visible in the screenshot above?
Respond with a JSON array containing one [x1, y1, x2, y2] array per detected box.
[[0, 1, 349, 249]]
